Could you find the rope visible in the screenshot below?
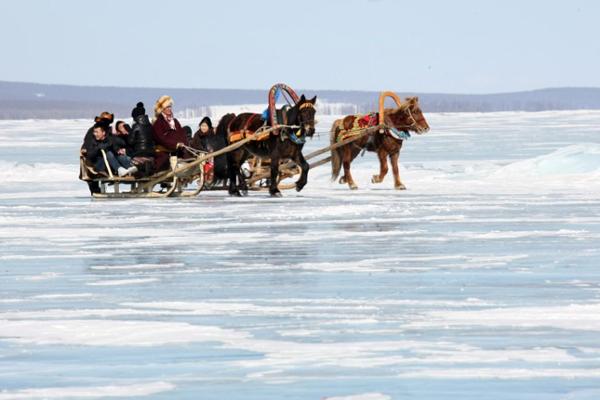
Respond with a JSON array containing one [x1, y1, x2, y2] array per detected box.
[[179, 144, 208, 157]]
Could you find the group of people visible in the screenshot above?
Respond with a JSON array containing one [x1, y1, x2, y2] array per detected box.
[[81, 96, 217, 193]]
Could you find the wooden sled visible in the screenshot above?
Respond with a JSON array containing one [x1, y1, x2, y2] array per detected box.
[[80, 150, 205, 199]]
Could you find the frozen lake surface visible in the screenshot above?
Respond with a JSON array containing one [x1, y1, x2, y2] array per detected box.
[[1, 111, 600, 399]]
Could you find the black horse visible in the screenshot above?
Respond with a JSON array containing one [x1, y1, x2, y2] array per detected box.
[[215, 95, 317, 197]]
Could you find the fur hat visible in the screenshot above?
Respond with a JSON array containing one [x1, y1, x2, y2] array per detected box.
[[94, 111, 114, 124], [131, 102, 145, 119], [154, 95, 174, 117]]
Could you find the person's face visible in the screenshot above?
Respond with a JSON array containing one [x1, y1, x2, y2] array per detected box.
[[93, 127, 106, 140], [200, 122, 209, 133], [163, 105, 173, 117], [117, 123, 127, 135]]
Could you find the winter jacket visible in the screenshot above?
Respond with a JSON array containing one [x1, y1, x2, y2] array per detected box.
[[191, 128, 228, 180], [191, 128, 215, 152], [152, 114, 189, 152], [83, 134, 124, 163], [130, 115, 155, 157]]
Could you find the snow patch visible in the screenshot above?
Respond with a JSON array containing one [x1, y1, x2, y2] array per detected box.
[[0, 381, 175, 399], [323, 393, 391, 400]]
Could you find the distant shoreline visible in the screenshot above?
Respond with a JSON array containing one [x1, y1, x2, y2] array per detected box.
[[2, 81, 600, 120]]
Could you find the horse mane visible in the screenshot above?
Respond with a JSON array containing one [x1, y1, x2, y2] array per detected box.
[[216, 113, 236, 138], [386, 97, 419, 115]]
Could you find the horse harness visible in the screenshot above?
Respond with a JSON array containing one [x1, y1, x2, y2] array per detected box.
[[228, 102, 315, 145], [229, 114, 264, 143]]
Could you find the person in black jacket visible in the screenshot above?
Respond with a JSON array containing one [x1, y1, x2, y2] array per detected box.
[[191, 116, 228, 185], [81, 112, 116, 194], [83, 122, 137, 177], [128, 102, 156, 176], [83, 112, 115, 144], [114, 120, 133, 156]]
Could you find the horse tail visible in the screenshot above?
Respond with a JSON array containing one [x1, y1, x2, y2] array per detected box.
[[330, 120, 342, 181], [214, 113, 237, 183]]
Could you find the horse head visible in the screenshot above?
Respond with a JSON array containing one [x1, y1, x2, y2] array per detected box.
[[385, 96, 429, 135], [288, 94, 317, 138]]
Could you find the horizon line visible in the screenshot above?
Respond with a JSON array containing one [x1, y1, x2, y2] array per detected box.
[[2, 79, 600, 97]]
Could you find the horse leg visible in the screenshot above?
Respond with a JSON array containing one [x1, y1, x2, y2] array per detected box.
[[238, 167, 248, 196], [342, 147, 358, 190], [390, 152, 406, 190], [295, 150, 310, 192], [372, 149, 389, 183], [227, 151, 242, 196], [269, 154, 282, 197], [336, 147, 347, 184]]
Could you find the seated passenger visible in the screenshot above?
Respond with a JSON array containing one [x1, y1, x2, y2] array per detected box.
[[152, 95, 190, 171], [83, 122, 137, 177], [115, 120, 131, 135], [83, 111, 115, 144], [114, 120, 133, 156], [191, 117, 215, 183], [191, 117, 214, 152], [129, 102, 156, 177], [81, 112, 116, 194]]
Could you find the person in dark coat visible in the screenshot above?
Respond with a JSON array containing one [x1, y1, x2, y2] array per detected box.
[[128, 102, 156, 176], [114, 120, 132, 153], [191, 117, 214, 152], [81, 112, 115, 194], [192, 116, 228, 185], [190, 117, 215, 183], [83, 112, 115, 144], [83, 122, 137, 177], [152, 95, 190, 171]]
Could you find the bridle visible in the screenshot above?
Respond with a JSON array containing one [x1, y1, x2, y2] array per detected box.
[[296, 102, 316, 135], [389, 106, 428, 134]]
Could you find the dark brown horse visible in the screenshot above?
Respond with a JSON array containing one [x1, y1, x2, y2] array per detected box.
[[330, 97, 429, 190], [216, 95, 317, 197]]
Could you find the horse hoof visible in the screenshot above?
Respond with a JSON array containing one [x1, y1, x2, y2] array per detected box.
[[270, 192, 283, 198], [349, 184, 358, 190], [395, 184, 407, 190], [338, 177, 347, 184], [229, 191, 242, 197], [295, 184, 305, 192], [371, 175, 381, 184]]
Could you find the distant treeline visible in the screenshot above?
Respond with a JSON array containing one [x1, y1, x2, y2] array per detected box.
[[1, 81, 600, 119]]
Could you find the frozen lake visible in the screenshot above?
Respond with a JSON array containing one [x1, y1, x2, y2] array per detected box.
[[1, 111, 600, 399]]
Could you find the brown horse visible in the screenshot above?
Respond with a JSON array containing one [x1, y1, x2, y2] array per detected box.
[[330, 97, 429, 190], [216, 95, 317, 197]]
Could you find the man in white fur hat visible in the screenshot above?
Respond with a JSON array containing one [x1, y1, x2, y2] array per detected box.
[[152, 95, 190, 171]]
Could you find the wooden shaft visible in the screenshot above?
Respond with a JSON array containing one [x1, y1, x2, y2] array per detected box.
[[304, 125, 383, 161], [309, 156, 332, 169], [247, 125, 383, 184]]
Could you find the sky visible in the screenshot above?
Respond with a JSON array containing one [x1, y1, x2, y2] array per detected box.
[[1, 0, 599, 94]]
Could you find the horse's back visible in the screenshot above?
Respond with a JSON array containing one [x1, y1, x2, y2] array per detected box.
[[229, 113, 264, 133]]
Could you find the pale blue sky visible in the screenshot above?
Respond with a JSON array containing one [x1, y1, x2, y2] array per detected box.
[[1, 0, 599, 93]]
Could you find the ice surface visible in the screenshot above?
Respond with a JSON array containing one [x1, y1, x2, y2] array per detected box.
[[0, 111, 600, 399]]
